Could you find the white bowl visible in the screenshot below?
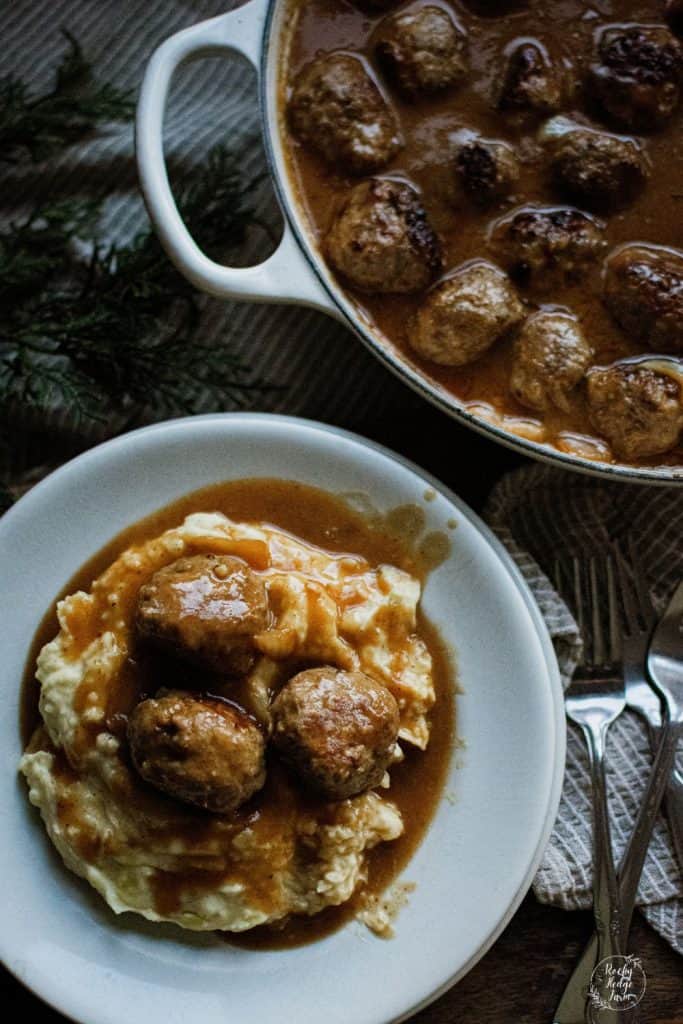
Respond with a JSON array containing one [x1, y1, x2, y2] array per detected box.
[[0, 413, 564, 1024]]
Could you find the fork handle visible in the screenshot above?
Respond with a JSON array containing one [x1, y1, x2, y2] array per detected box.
[[583, 722, 624, 963], [664, 768, 683, 872], [552, 721, 682, 1024], [618, 720, 682, 921], [646, 720, 683, 874]]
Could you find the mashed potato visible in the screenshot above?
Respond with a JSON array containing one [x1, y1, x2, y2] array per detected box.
[[21, 512, 435, 932]]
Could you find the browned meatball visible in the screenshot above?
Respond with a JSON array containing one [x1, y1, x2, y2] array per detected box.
[[288, 53, 402, 174], [510, 311, 593, 413], [136, 554, 268, 675], [497, 41, 564, 116], [455, 136, 520, 206], [588, 25, 683, 130], [271, 667, 400, 800], [540, 119, 649, 212], [603, 245, 683, 354], [128, 691, 266, 813], [325, 178, 441, 294], [409, 260, 525, 367], [490, 206, 606, 292], [375, 5, 469, 98], [586, 361, 683, 459]]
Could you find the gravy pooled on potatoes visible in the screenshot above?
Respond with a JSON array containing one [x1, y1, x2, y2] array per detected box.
[[20, 479, 455, 948]]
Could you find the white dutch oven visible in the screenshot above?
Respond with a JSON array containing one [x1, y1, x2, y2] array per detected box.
[[136, 0, 683, 486]]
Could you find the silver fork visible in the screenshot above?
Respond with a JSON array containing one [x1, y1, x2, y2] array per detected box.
[[553, 553, 681, 1024], [620, 537, 683, 871], [557, 557, 626, 979]]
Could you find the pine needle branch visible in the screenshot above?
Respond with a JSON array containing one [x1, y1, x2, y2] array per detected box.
[[0, 30, 134, 164]]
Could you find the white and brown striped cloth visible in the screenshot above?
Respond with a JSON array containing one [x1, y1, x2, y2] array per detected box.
[[485, 467, 683, 955], [2, 0, 681, 955]]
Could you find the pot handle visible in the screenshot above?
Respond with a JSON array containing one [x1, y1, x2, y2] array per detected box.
[[136, 0, 335, 312]]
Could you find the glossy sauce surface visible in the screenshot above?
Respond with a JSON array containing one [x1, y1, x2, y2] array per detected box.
[[22, 478, 455, 948], [281, 0, 683, 466]]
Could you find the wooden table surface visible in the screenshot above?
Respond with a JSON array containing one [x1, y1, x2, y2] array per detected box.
[[3, 402, 682, 1022]]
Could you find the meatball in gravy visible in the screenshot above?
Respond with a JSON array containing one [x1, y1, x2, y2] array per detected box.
[[136, 554, 268, 674], [540, 119, 649, 212], [604, 245, 683, 355], [288, 53, 402, 173], [271, 667, 400, 800], [497, 40, 564, 116], [409, 260, 525, 367], [586, 361, 683, 459], [128, 691, 267, 813], [491, 207, 606, 292], [455, 136, 520, 206], [326, 178, 441, 294], [589, 24, 683, 130], [511, 311, 592, 413], [375, 5, 469, 98]]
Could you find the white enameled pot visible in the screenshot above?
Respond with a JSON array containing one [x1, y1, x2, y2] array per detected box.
[[136, 0, 683, 486]]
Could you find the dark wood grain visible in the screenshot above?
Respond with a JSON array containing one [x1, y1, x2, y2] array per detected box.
[[412, 898, 683, 1024]]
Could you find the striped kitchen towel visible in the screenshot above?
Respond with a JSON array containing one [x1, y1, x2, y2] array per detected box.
[[485, 464, 683, 954]]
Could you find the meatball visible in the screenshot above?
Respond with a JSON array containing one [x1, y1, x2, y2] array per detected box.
[[510, 311, 593, 413], [603, 245, 683, 354], [586, 361, 683, 459], [128, 691, 266, 813], [540, 118, 649, 212], [588, 25, 683, 130], [271, 667, 400, 800], [375, 6, 469, 98], [455, 136, 520, 206], [325, 178, 441, 294], [288, 53, 402, 174], [409, 260, 525, 367], [136, 554, 268, 675], [490, 206, 606, 292], [497, 41, 564, 116]]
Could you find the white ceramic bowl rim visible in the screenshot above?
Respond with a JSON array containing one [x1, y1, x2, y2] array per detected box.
[[0, 413, 566, 1024]]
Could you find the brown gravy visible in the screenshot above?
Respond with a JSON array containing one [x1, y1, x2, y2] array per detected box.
[[21, 478, 455, 948], [280, 0, 683, 467]]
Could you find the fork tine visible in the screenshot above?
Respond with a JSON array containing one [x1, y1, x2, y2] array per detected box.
[[590, 557, 605, 666], [614, 541, 639, 637], [606, 555, 621, 665], [572, 557, 592, 665], [627, 534, 656, 627], [553, 559, 563, 597]]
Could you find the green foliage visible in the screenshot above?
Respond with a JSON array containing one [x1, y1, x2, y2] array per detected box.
[[0, 31, 134, 164], [0, 144, 266, 431], [0, 35, 275, 507]]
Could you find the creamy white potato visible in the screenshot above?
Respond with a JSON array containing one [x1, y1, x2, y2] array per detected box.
[[21, 512, 435, 932]]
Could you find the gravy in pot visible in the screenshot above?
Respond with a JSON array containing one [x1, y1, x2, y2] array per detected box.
[[280, 0, 683, 467]]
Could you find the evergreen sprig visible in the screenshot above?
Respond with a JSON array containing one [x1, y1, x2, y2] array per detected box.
[[0, 30, 134, 164], [0, 143, 267, 432], [0, 37, 277, 503]]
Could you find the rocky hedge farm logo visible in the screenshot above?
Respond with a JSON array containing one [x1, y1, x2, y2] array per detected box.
[[588, 955, 646, 1018]]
